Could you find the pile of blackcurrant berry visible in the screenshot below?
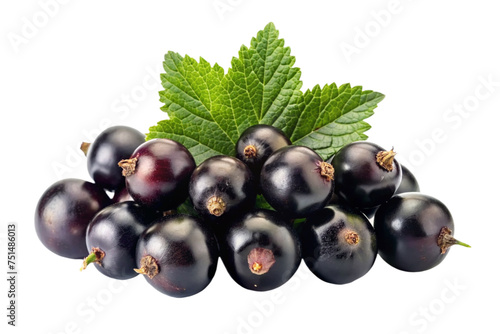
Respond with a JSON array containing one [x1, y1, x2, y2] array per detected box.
[[35, 124, 470, 297]]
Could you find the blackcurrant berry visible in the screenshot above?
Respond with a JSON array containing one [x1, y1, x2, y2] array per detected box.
[[119, 138, 196, 212], [333, 164, 419, 220], [218, 209, 301, 291], [260, 145, 334, 218], [395, 164, 420, 194], [83, 126, 145, 191], [81, 201, 158, 279], [235, 125, 291, 182], [135, 214, 219, 298], [332, 141, 402, 209], [189, 155, 255, 219], [35, 178, 111, 259], [374, 193, 470, 272], [301, 203, 377, 284]]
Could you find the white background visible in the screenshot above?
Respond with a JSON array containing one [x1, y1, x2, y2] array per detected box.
[[1, 0, 498, 333]]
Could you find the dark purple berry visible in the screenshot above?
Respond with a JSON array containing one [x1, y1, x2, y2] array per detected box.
[[83, 126, 145, 191], [301, 203, 377, 284], [218, 209, 301, 291], [235, 125, 291, 183], [35, 178, 111, 259], [135, 214, 219, 298], [81, 201, 158, 279], [189, 155, 255, 220], [260, 145, 334, 218], [119, 138, 196, 212], [332, 141, 402, 209], [374, 193, 470, 272]]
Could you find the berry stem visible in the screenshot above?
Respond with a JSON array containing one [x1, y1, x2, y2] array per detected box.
[[80, 248, 105, 271], [319, 162, 334, 181], [376, 148, 397, 172], [80, 142, 91, 156], [206, 195, 226, 217], [243, 145, 258, 159], [455, 240, 472, 248], [437, 227, 471, 254], [118, 158, 138, 177], [134, 255, 159, 279]]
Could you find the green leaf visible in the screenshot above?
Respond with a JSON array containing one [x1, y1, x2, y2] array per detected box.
[[290, 83, 385, 160], [147, 22, 384, 165], [221, 23, 303, 138], [148, 53, 230, 164], [148, 23, 302, 165]]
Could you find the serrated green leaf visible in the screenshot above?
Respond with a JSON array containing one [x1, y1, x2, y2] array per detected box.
[[291, 83, 385, 160], [221, 22, 303, 137], [147, 22, 384, 166], [147, 52, 231, 163], [148, 23, 303, 165]]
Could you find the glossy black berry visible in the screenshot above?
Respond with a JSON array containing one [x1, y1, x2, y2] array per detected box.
[[374, 193, 470, 272], [218, 209, 301, 291], [395, 164, 420, 194], [119, 138, 196, 212], [135, 214, 219, 298], [35, 178, 111, 259], [301, 203, 377, 284], [260, 145, 334, 218], [189, 155, 256, 219], [83, 126, 145, 191], [332, 164, 419, 220], [235, 125, 291, 182], [81, 201, 158, 279], [332, 141, 402, 209]]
